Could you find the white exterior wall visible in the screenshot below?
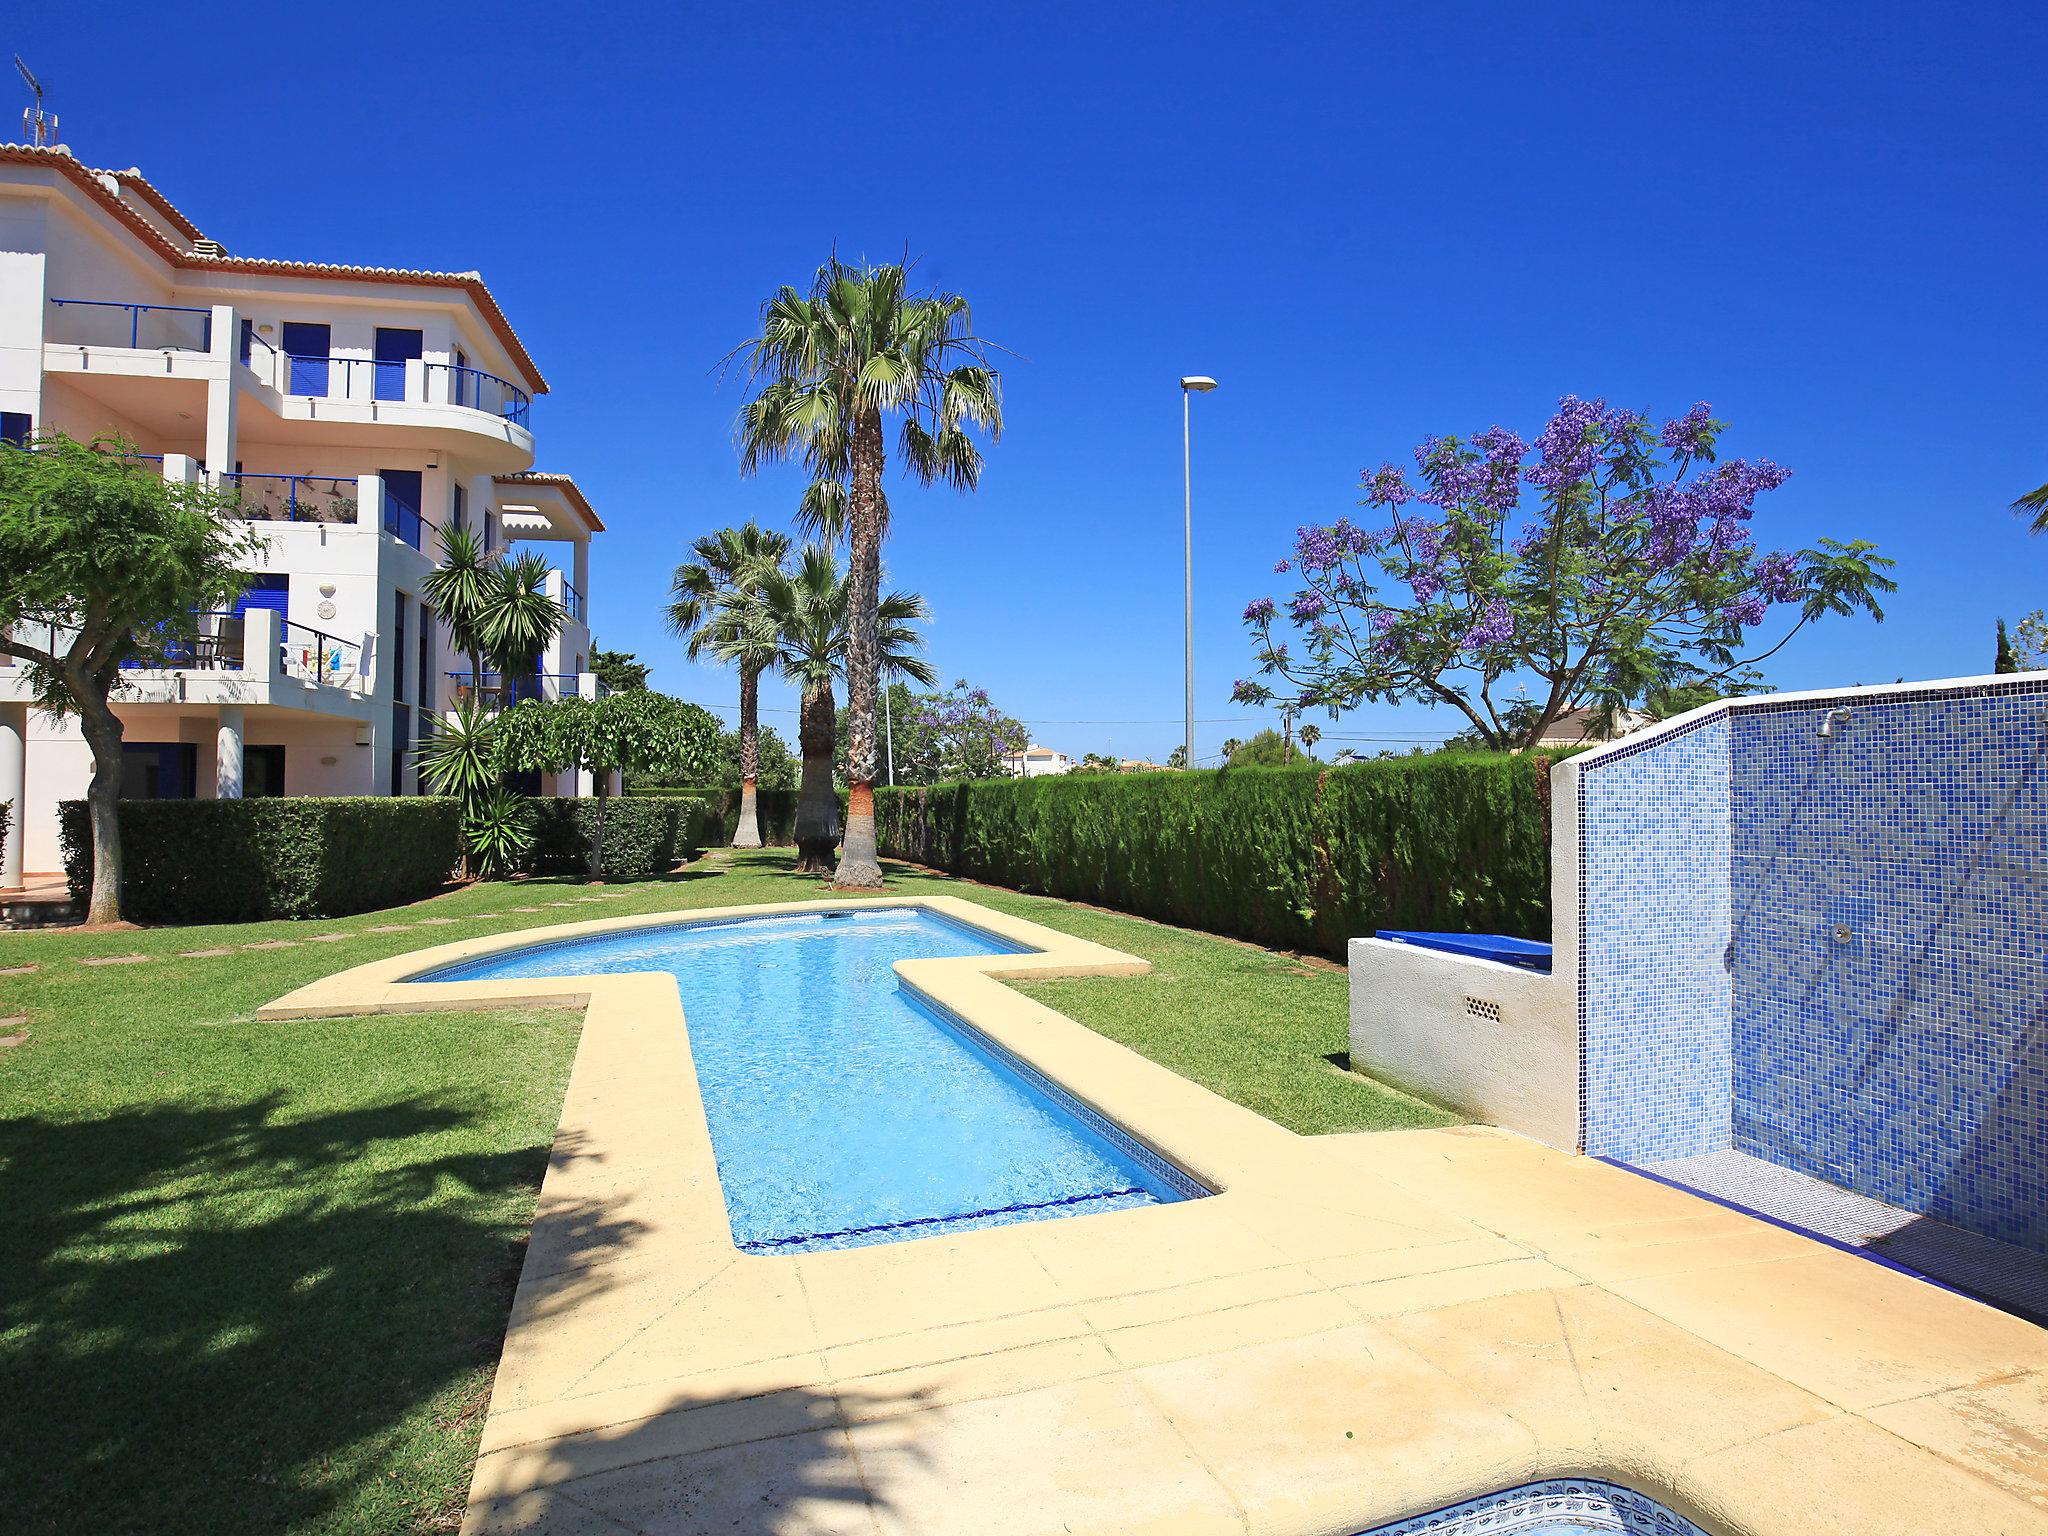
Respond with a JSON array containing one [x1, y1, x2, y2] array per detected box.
[[0, 152, 598, 884]]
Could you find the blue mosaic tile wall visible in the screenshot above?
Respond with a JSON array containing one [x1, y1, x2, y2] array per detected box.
[[1727, 687, 2048, 1253], [1579, 680, 2048, 1255], [1580, 714, 1732, 1161]]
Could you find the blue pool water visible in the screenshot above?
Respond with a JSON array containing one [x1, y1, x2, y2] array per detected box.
[[415, 907, 1201, 1253]]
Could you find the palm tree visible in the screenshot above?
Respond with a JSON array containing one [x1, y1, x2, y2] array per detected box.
[[1299, 723, 1321, 761], [734, 259, 1002, 887], [422, 526, 497, 701], [665, 523, 791, 848], [758, 545, 934, 873], [479, 550, 566, 705], [2014, 483, 2048, 531]]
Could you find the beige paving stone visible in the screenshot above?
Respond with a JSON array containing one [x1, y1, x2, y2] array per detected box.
[[479, 1357, 843, 1460], [487, 1422, 880, 1536], [1680, 1413, 2048, 1536], [1609, 1248, 2048, 1410], [1133, 1322, 1541, 1535], [1021, 1194, 1293, 1302], [1304, 1233, 1529, 1289], [1539, 1212, 1819, 1284], [1078, 1261, 1324, 1334], [835, 1323, 1120, 1419], [365, 923, 413, 932], [420, 916, 459, 925], [80, 952, 151, 965], [849, 1374, 1244, 1536], [1339, 1256, 1585, 1319], [177, 947, 234, 958], [461, 1486, 642, 1535], [242, 939, 298, 950], [823, 1302, 1099, 1387], [0, 963, 39, 975], [306, 933, 351, 942], [1863, 1370, 2048, 1510], [1098, 1284, 1357, 1371], [796, 1226, 1066, 1348]]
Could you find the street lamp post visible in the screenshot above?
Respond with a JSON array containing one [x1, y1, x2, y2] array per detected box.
[[1179, 375, 1217, 769]]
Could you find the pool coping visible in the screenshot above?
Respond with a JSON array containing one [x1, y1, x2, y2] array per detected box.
[[259, 894, 2048, 1536]]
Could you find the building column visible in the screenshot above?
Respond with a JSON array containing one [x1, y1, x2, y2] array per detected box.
[[0, 705, 24, 887], [216, 706, 244, 800]]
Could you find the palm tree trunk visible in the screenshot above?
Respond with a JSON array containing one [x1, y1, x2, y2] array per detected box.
[[76, 687, 126, 925], [835, 410, 886, 888], [734, 660, 763, 849], [587, 760, 607, 880], [793, 680, 839, 873]]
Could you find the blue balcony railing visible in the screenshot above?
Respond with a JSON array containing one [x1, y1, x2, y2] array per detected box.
[[118, 610, 243, 671], [222, 471, 358, 524], [444, 671, 591, 707], [281, 352, 381, 400], [427, 363, 530, 426], [49, 297, 212, 352], [280, 622, 362, 689], [561, 578, 586, 623], [382, 497, 441, 551]]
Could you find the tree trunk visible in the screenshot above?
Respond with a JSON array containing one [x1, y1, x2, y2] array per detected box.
[[834, 409, 886, 888], [733, 661, 763, 849], [76, 690, 127, 925], [793, 680, 840, 873], [587, 763, 608, 880]]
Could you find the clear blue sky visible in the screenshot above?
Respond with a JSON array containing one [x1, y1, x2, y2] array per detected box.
[[26, 1, 2048, 761]]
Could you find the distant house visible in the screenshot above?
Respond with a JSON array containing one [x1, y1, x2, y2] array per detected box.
[[1533, 707, 1652, 748], [1005, 744, 1073, 777], [1117, 757, 1169, 773]]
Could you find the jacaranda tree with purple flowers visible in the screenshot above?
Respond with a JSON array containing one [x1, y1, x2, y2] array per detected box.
[[1233, 397, 1896, 751]]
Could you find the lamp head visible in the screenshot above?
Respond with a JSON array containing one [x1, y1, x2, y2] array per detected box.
[[1179, 375, 1218, 392]]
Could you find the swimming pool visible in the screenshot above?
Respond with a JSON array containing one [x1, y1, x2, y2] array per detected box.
[[415, 906, 1204, 1253], [1355, 1479, 1710, 1534]]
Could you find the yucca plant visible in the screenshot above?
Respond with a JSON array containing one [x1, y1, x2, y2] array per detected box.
[[462, 784, 536, 880]]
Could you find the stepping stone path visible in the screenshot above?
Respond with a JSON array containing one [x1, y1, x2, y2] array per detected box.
[[243, 940, 298, 950], [81, 954, 152, 966], [179, 948, 235, 958], [419, 918, 458, 926], [0, 1019, 27, 1048], [510, 907, 543, 913], [0, 964, 37, 976], [364, 924, 412, 933], [307, 934, 352, 943]]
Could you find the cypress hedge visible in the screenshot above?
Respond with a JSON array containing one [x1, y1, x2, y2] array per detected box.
[[524, 795, 711, 879], [874, 755, 1555, 959], [624, 786, 832, 848], [58, 797, 461, 924]]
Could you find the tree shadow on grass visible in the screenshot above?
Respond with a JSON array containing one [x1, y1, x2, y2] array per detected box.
[[0, 1092, 637, 1535]]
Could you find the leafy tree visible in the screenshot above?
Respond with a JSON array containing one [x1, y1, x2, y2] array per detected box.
[[838, 678, 1024, 785], [1234, 397, 1895, 751], [733, 258, 1003, 886], [1227, 729, 1292, 768], [495, 692, 718, 877], [1996, 619, 2018, 675], [666, 523, 790, 848], [592, 649, 649, 693], [0, 434, 260, 923], [758, 546, 934, 871]]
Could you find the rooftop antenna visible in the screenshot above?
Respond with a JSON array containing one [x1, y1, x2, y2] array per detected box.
[[16, 56, 56, 147]]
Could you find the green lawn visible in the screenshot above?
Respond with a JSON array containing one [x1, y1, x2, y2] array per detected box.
[[0, 849, 1450, 1534]]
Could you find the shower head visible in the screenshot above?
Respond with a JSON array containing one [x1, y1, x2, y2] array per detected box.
[[1817, 707, 1852, 740]]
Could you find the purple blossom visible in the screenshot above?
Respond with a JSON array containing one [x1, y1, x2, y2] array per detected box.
[[1242, 597, 1276, 624], [1295, 524, 1343, 571], [1273, 559, 1291, 574], [1289, 591, 1330, 624], [1526, 395, 1608, 490], [1723, 593, 1767, 628], [1362, 462, 1413, 506], [1755, 550, 1801, 602], [1459, 600, 1515, 652], [1661, 401, 1714, 457]]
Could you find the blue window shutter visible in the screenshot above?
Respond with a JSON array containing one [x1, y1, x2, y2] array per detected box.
[[281, 322, 331, 396], [233, 574, 289, 619], [0, 412, 32, 446], [373, 328, 423, 402]]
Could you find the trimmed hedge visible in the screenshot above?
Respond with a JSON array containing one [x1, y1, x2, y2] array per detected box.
[[625, 786, 831, 848], [874, 755, 1555, 959], [58, 797, 461, 924], [524, 795, 709, 879]]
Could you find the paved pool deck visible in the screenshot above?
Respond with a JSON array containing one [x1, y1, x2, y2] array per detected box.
[[262, 896, 2048, 1536]]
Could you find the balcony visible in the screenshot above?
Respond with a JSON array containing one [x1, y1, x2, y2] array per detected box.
[[2, 610, 367, 713], [445, 672, 604, 709], [47, 298, 213, 352], [220, 471, 358, 525]]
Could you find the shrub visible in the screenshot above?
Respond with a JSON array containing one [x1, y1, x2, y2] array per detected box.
[[58, 797, 461, 923], [0, 798, 10, 866], [875, 754, 1555, 959], [523, 796, 709, 879]]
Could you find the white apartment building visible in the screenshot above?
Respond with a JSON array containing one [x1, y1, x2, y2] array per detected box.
[[0, 145, 604, 884], [1005, 744, 1073, 777]]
